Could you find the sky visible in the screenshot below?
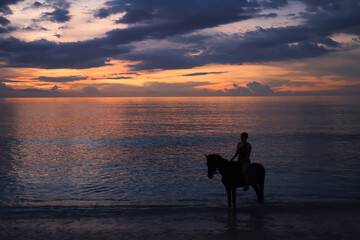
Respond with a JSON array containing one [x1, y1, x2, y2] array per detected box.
[[0, 0, 359, 97]]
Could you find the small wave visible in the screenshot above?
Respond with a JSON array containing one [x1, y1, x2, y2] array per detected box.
[[1, 201, 358, 220]]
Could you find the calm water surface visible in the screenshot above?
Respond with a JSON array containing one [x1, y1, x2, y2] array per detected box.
[[0, 96, 359, 209]]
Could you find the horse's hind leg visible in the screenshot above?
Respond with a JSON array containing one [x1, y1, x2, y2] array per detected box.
[[258, 175, 265, 202], [226, 186, 231, 207], [252, 184, 262, 202], [231, 188, 236, 208]]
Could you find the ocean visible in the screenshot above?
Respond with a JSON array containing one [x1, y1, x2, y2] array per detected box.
[[0, 96, 359, 239]]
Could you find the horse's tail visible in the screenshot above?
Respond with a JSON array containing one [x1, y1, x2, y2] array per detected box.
[[258, 166, 265, 201]]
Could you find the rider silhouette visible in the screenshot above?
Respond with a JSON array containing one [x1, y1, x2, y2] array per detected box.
[[230, 132, 252, 191]]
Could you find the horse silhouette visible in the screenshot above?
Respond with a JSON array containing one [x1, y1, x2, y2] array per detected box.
[[205, 154, 265, 208]]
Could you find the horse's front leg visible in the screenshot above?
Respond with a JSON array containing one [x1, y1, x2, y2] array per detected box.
[[231, 188, 236, 208], [226, 186, 231, 207]]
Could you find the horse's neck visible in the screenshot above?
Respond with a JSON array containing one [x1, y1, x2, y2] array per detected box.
[[216, 158, 228, 175]]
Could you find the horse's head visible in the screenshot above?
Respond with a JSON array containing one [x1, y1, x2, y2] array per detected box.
[[205, 154, 223, 179]]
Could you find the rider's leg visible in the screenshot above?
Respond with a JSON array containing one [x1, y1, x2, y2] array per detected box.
[[242, 163, 249, 191]]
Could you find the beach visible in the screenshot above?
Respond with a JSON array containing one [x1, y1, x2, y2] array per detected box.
[[1, 203, 359, 240]]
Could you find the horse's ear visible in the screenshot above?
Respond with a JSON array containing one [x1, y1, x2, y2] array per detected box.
[[204, 154, 208, 158]]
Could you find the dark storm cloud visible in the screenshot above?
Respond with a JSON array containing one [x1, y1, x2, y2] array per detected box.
[[116, 72, 139, 75], [0, 0, 255, 69], [114, 8, 154, 24], [95, 0, 260, 23], [33, 2, 43, 8], [0, 37, 131, 69], [22, 1, 43, 10], [125, 48, 202, 70], [34, 76, 87, 82], [0, 82, 12, 91], [83, 86, 100, 94], [0, 81, 60, 97], [257, 13, 278, 18], [224, 86, 252, 96], [94, 76, 133, 80], [0, 27, 9, 33], [120, 0, 360, 71], [0, 25, 16, 34], [0, 16, 10, 26], [122, 39, 329, 71], [259, 0, 288, 9], [51, 85, 58, 91], [0, 78, 20, 82], [95, 0, 287, 24], [42, 8, 70, 23], [0, 0, 359, 72], [234, 25, 341, 50], [94, 8, 109, 18], [115, 0, 359, 71], [182, 72, 227, 77], [104, 14, 252, 45], [38, 0, 72, 23], [0, 0, 23, 14], [298, 0, 360, 36], [222, 81, 273, 96], [111, 76, 133, 79], [0, 0, 23, 32], [42, 0, 70, 10], [300, 0, 352, 11], [23, 25, 47, 31], [246, 81, 273, 95], [168, 34, 211, 45], [94, 0, 260, 47]]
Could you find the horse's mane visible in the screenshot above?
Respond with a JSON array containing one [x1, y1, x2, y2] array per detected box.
[[207, 154, 229, 163]]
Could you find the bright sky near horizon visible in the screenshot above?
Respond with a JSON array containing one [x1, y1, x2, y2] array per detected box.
[[0, 0, 359, 97]]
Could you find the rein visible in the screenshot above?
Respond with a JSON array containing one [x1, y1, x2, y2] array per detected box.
[[212, 155, 229, 174]]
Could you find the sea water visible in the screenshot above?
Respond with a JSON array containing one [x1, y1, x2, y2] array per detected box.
[[0, 96, 359, 239]]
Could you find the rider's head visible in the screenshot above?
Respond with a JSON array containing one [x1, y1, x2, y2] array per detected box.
[[241, 132, 248, 142]]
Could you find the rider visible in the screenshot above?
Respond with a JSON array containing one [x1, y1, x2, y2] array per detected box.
[[230, 132, 252, 191]]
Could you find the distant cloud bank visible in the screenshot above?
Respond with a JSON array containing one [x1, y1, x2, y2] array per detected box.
[[0, 0, 359, 96]]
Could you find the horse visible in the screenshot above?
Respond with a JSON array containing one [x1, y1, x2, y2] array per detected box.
[[205, 154, 265, 208]]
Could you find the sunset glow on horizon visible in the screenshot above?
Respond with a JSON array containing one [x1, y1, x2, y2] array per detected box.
[[1, 0, 359, 97]]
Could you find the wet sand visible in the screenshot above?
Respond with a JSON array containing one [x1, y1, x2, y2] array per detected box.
[[1, 203, 359, 240]]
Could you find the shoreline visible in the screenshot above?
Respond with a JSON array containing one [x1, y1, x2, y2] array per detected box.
[[1, 203, 359, 240]]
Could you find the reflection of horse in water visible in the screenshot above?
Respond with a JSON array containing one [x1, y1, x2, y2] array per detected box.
[[205, 154, 265, 208]]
